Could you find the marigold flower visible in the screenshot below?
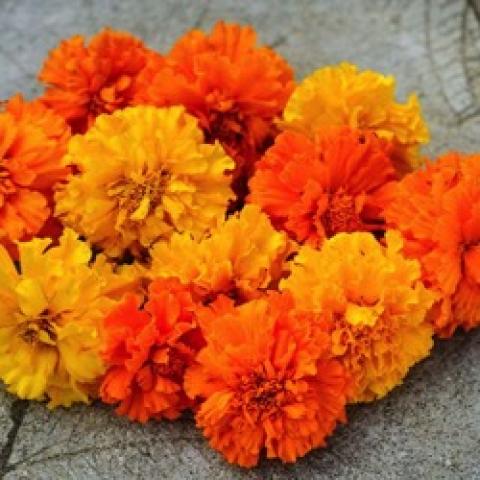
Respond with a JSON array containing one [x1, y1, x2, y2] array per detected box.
[[184, 293, 349, 467], [0, 229, 129, 408], [39, 28, 161, 133], [385, 152, 480, 337], [150, 205, 290, 303], [134, 21, 294, 204], [248, 127, 396, 247], [100, 278, 203, 423], [281, 231, 435, 402], [55, 105, 234, 258], [0, 95, 70, 256], [281, 62, 429, 174]]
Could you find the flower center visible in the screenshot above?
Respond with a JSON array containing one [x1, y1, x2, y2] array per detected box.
[[88, 77, 134, 117], [19, 311, 58, 345], [107, 169, 171, 221], [203, 95, 246, 154], [235, 369, 291, 420], [135, 346, 188, 392], [319, 191, 365, 237], [332, 312, 393, 362], [152, 353, 186, 381]]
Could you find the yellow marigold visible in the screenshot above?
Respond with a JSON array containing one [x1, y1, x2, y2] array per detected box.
[[149, 205, 290, 303], [55, 106, 234, 258], [0, 229, 133, 408], [281, 62, 429, 174], [281, 231, 436, 402]]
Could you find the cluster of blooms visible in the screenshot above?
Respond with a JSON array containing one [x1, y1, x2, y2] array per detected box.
[[0, 22, 477, 468]]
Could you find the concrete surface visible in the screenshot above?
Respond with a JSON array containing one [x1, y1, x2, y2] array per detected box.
[[1, 0, 480, 478]]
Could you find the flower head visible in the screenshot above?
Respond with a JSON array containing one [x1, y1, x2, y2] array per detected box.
[[0, 229, 129, 407], [385, 152, 480, 336], [249, 127, 396, 247], [0, 95, 70, 256], [281, 62, 429, 174], [100, 278, 203, 423], [150, 205, 291, 303], [185, 293, 349, 467], [39, 28, 161, 133], [134, 21, 294, 203], [281, 231, 435, 402], [55, 105, 234, 258]]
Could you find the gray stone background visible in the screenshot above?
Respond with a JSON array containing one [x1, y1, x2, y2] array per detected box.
[[0, 0, 480, 478]]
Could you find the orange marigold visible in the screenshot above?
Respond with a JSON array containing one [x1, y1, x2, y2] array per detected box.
[[134, 21, 294, 204], [0, 95, 70, 256], [281, 232, 435, 402], [39, 28, 162, 133], [248, 127, 396, 247], [184, 293, 349, 467], [385, 152, 480, 337], [149, 205, 291, 304], [100, 278, 203, 423]]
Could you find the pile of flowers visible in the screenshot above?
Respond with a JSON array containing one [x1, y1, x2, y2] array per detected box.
[[0, 22, 478, 468]]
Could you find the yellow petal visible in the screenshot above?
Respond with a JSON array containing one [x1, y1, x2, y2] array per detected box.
[[162, 195, 185, 221], [130, 196, 150, 221], [54, 228, 92, 266], [0, 245, 18, 282], [344, 303, 383, 327], [18, 237, 52, 278], [15, 278, 48, 317]]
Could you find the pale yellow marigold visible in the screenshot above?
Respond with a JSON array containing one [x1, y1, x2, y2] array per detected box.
[[55, 106, 234, 258], [0, 229, 135, 408], [281, 231, 436, 402], [150, 205, 290, 303], [281, 62, 429, 174]]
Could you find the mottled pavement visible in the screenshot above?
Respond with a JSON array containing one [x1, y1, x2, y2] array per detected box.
[[0, 0, 480, 478]]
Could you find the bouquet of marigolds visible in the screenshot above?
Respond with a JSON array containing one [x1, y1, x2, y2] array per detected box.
[[1, 22, 479, 468]]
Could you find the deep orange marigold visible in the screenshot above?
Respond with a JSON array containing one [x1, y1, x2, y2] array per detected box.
[[100, 278, 203, 422], [39, 28, 161, 133], [184, 293, 349, 467], [385, 152, 480, 337], [134, 21, 294, 204], [248, 127, 396, 247], [0, 95, 70, 256]]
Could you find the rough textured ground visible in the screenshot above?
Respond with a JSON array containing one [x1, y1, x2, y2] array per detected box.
[[0, 0, 480, 478]]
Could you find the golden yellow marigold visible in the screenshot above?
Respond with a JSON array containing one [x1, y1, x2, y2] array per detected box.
[[281, 62, 429, 174], [55, 106, 234, 258], [149, 205, 291, 303], [281, 231, 436, 402], [0, 229, 134, 408]]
